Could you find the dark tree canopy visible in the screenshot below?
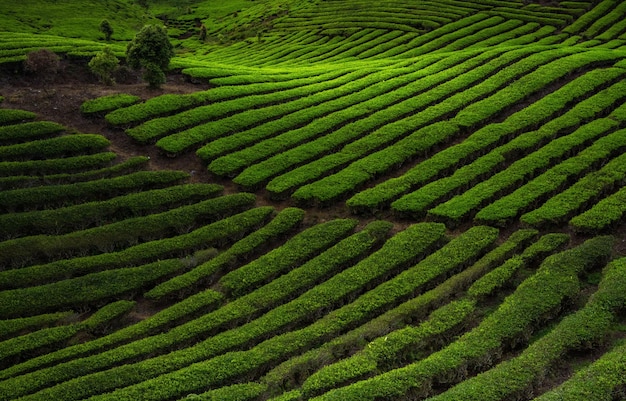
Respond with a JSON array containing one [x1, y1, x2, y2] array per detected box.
[[99, 19, 113, 41], [126, 24, 174, 71], [126, 24, 174, 88]]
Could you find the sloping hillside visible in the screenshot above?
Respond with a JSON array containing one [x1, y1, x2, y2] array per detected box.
[[1, 1, 626, 400]]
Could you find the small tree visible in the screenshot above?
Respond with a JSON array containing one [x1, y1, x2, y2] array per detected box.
[[100, 19, 114, 41], [199, 23, 207, 42], [88, 46, 119, 85], [142, 62, 166, 89], [126, 24, 174, 88]]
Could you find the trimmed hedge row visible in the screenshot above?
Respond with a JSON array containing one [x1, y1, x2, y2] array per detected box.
[[285, 226, 498, 395], [0, 134, 110, 161], [278, 47, 603, 203], [464, 21, 541, 49], [0, 259, 186, 319], [207, 69, 331, 86], [0, 289, 224, 381], [0, 170, 189, 213], [0, 109, 36, 125], [0, 121, 64, 145], [428, 117, 619, 225], [154, 70, 375, 155], [348, 66, 623, 213], [219, 218, 358, 297], [0, 207, 274, 298], [80, 94, 141, 116], [262, 228, 537, 394], [467, 256, 525, 298], [202, 67, 425, 172], [537, 341, 626, 401], [433, 18, 526, 53], [316, 30, 413, 63], [292, 121, 460, 205], [475, 125, 626, 225], [265, 46, 538, 198], [486, 9, 570, 27], [232, 50, 485, 190], [125, 69, 350, 143], [453, 48, 624, 129], [521, 150, 626, 228], [60, 223, 444, 401], [0, 183, 223, 242], [0, 155, 148, 191], [392, 70, 625, 220], [144, 207, 305, 300], [428, 114, 619, 221], [104, 92, 213, 127], [81, 225, 492, 401], [301, 299, 476, 397], [0, 311, 75, 341], [583, 0, 626, 38], [187, 382, 267, 401], [467, 233, 569, 299], [596, 14, 626, 41], [563, 0, 618, 35], [534, 259, 626, 400], [496, 24, 557, 46], [430, 256, 626, 401], [0, 301, 134, 367], [0, 221, 395, 400], [390, 14, 499, 58], [0, 192, 256, 268], [569, 184, 626, 233], [262, 28, 391, 64], [0, 152, 118, 179], [308, 236, 614, 401]]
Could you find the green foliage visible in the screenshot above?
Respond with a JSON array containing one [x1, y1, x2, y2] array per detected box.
[[0, 121, 64, 145], [88, 46, 119, 85], [5, 3, 626, 400], [0, 192, 256, 268], [0, 183, 223, 243], [219, 218, 358, 297], [0, 134, 110, 162], [126, 25, 174, 88], [0, 259, 185, 318], [145, 207, 306, 300], [142, 61, 166, 89], [0, 170, 189, 215], [99, 19, 113, 41], [199, 23, 207, 42], [80, 94, 141, 116], [0, 109, 36, 126], [0, 153, 140, 188]]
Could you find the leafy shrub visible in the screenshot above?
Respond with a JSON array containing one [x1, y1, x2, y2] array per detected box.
[[142, 62, 166, 89], [88, 47, 119, 85], [126, 25, 174, 88], [99, 19, 114, 41]]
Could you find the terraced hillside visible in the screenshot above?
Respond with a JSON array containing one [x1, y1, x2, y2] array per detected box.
[[2, 0, 626, 400]]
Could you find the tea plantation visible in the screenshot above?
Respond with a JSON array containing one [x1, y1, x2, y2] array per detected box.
[[1, 0, 626, 400]]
